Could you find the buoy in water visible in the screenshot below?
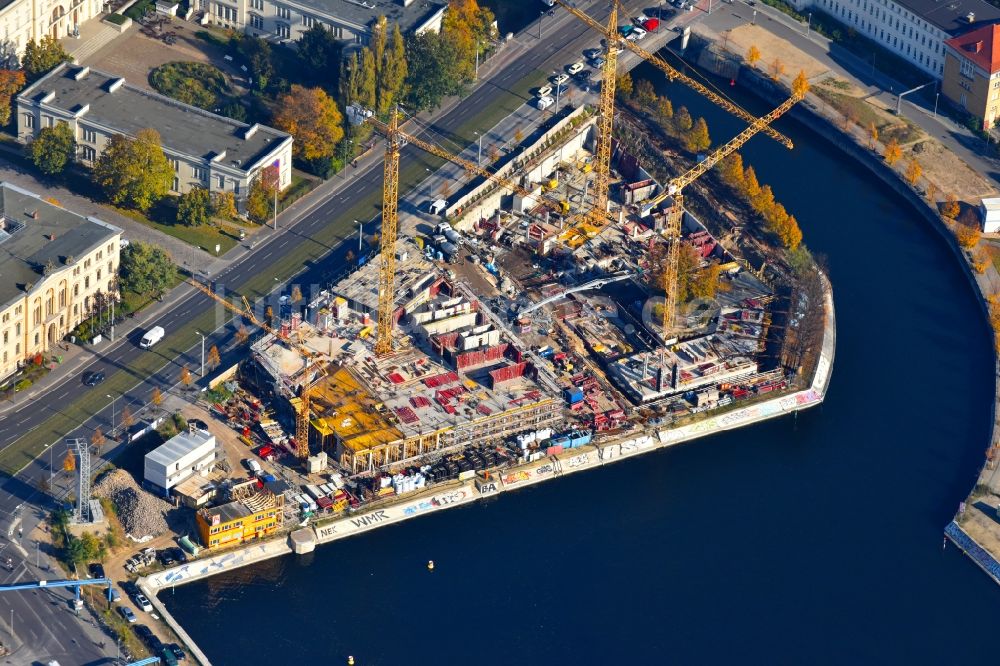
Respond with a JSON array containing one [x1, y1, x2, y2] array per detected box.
[[348, 656, 355, 665], [427, 560, 435, 571]]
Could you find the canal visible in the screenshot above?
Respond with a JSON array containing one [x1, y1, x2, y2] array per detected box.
[[160, 56, 1000, 664]]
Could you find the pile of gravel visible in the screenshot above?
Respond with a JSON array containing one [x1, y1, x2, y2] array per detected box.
[[94, 469, 171, 539]]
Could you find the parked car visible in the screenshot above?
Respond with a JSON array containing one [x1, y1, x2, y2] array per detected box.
[[536, 95, 555, 111], [87, 563, 105, 579], [108, 588, 121, 603], [583, 47, 602, 59], [161, 649, 180, 666], [567, 61, 585, 74], [134, 593, 153, 612], [119, 606, 137, 623], [135, 625, 154, 642], [167, 643, 187, 661], [574, 68, 593, 82], [537, 84, 553, 97], [82, 371, 105, 387], [590, 55, 606, 68], [551, 73, 569, 85], [627, 26, 647, 40]]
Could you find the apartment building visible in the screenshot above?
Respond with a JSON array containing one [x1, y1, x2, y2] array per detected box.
[[942, 23, 1000, 128], [201, 0, 445, 45], [196, 488, 285, 549], [16, 64, 294, 205], [788, 0, 1000, 78], [0, 182, 122, 382]]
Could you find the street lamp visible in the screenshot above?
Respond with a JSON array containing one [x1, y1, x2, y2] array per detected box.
[[105, 393, 117, 435], [474, 131, 483, 165], [805, 12, 812, 36], [538, 10, 545, 39], [195, 331, 206, 377], [356, 220, 364, 266], [933, 92, 940, 118]]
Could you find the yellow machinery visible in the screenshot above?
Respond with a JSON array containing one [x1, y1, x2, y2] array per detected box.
[[553, 0, 793, 150], [375, 109, 403, 356], [190, 280, 323, 459], [655, 74, 810, 336]]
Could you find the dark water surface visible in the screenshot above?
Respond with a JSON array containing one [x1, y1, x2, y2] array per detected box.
[[161, 59, 1000, 665]]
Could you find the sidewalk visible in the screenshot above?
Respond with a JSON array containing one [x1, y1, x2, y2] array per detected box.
[[696, 0, 1000, 188]]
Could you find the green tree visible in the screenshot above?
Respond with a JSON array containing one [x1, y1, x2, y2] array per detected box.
[[297, 24, 343, 91], [119, 241, 176, 297], [685, 117, 711, 153], [405, 31, 466, 110], [22, 36, 70, 80], [0, 69, 24, 125], [654, 96, 673, 124], [29, 123, 76, 175], [176, 186, 211, 226], [273, 85, 345, 162], [238, 35, 273, 91], [340, 52, 361, 107], [379, 23, 408, 114], [357, 47, 378, 110], [634, 79, 657, 107], [92, 128, 173, 211]]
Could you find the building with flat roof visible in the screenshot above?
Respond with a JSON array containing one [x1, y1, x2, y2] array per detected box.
[[196, 486, 284, 550], [981, 196, 1000, 232], [143, 426, 219, 496], [789, 0, 1000, 77], [943, 24, 1000, 129], [204, 0, 445, 47], [0, 182, 121, 382], [16, 64, 293, 207]]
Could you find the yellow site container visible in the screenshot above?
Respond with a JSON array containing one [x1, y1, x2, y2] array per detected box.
[[560, 201, 570, 214], [547, 178, 558, 189], [359, 326, 373, 338], [414, 236, 425, 249], [582, 163, 593, 173]]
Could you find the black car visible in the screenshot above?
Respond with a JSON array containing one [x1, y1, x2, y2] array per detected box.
[[83, 371, 105, 386], [157, 549, 176, 566], [574, 68, 593, 81], [135, 624, 154, 642], [167, 643, 188, 661], [87, 562, 105, 579]]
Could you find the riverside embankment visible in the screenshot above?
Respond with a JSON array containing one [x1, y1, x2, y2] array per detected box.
[[140, 276, 834, 664]]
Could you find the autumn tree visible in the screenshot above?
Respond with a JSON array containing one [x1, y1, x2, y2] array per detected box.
[[925, 181, 938, 204], [514, 127, 524, 144], [212, 191, 238, 220], [291, 285, 303, 303], [29, 122, 75, 176], [720, 152, 745, 188], [616, 72, 634, 99], [440, 0, 495, 82], [121, 406, 134, 429], [673, 106, 693, 134], [91, 428, 105, 452], [236, 326, 250, 345], [264, 305, 274, 325], [273, 85, 344, 163], [488, 143, 500, 163], [769, 58, 785, 80], [654, 97, 673, 124], [151, 386, 163, 407], [207, 345, 221, 370], [941, 193, 960, 219], [904, 158, 922, 187], [747, 45, 761, 68], [0, 69, 24, 125], [93, 128, 173, 211], [883, 138, 902, 166], [62, 450, 75, 472], [956, 218, 981, 249], [247, 167, 277, 224], [685, 117, 711, 153], [179, 366, 192, 388], [868, 122, 879, 150], [742, 165, 761, 199], [634, 79, 657, 108]]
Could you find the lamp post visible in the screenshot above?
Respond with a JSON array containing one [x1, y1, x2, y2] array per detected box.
[[105, 393, 117, 435], [933, 92, 940, 118], [195, 331, 205, 377], [356, 220, 363, 265], [752, 8, 756, 24], [538, 10, 544, 39], [474, 132, 483, 165], [805, 12, 812, 36]]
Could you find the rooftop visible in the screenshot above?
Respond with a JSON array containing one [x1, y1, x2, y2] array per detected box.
[[0, 182, 122, 310], [945, 23, 1000, 71], [288, 0, 445, 32], [204, 499, 254, 525], [19, 65, 291, 171], [896, 0, 1000, 36], [145, 427, 215, 468]]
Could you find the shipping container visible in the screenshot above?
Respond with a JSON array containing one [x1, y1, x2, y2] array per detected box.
[[564, 387, 585, 404], [546, 444, 564, 456]]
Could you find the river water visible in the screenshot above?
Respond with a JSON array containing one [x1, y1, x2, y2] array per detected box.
[[160, 56, 1000, 664]]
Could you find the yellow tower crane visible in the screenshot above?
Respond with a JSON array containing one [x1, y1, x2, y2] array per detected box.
[[375, 109, 403, 356], [553, 0, 794, 150], [189, 280, 324, 459], [590, 0, 619, 226], [656, 73, 810, 337]]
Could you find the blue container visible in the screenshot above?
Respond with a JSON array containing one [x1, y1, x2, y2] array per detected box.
[[564, 387, 584, 404]]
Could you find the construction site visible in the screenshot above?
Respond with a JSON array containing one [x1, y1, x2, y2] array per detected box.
[[183, 0, 827, 531]]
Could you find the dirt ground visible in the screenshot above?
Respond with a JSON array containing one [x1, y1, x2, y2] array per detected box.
[[720, 24, 830, 79], [90, 22, 247, 94], [909, 139, 998, 202]]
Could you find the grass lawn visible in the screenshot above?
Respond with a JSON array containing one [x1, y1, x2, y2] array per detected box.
[[114, 202, 241, 256], [149, 61, 233, 111]]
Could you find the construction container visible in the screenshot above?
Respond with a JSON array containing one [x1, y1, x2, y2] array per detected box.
[[564, 387, 585, 404], [546, 444, 564, 456]]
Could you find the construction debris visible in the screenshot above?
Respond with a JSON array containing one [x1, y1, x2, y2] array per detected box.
[[94, 469, 171, 540]]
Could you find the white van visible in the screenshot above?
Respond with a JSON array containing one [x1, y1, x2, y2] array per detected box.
[[537, 95, 555, 111], [429, 199, 447, 215], [139, 326, 164, 349]]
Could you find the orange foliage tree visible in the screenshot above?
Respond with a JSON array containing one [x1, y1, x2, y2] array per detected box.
[[273, 85, 345, 162]]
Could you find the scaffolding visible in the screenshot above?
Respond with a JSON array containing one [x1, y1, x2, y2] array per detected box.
[[65, 438, 91, 523]]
